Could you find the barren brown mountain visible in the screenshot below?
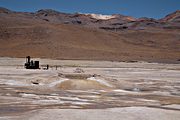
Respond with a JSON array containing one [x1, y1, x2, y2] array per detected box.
[[0, 7, 180, 63]]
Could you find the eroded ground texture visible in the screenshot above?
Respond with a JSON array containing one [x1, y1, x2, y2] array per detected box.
[[0, 57, 180, 120]]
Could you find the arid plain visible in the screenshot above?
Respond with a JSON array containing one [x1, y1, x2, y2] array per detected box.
[[0, 57, 180, 120]]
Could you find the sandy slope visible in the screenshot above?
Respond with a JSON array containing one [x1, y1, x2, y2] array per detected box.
[[0, 12, 180, 63]]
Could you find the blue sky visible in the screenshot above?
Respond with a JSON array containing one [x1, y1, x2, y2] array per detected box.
[[0, 0, 179, 19]]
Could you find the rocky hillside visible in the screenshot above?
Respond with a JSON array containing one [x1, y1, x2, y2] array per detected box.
[[0, 7, 180, 63]]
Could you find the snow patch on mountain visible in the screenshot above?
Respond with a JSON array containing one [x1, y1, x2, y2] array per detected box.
[[85, 13, 116, 20]]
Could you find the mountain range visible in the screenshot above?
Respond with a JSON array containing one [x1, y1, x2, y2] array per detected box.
[[0, 7, 180, 63]]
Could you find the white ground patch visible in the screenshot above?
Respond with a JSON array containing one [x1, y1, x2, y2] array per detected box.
[[19, 93, 92, 105], [48, 78, 69, 87], [0, 79, 29, 86], [20, 93, 40, 99], [162, 104, 180, 110], [87, 77, 113, 87], [112, 89, 137, 93], [32, 99, 91, 105], [59, 96, 92, 102], [3, 107, 180, 120]]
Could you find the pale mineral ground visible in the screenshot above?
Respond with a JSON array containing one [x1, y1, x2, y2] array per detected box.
[[0, 57, 180, 120]]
